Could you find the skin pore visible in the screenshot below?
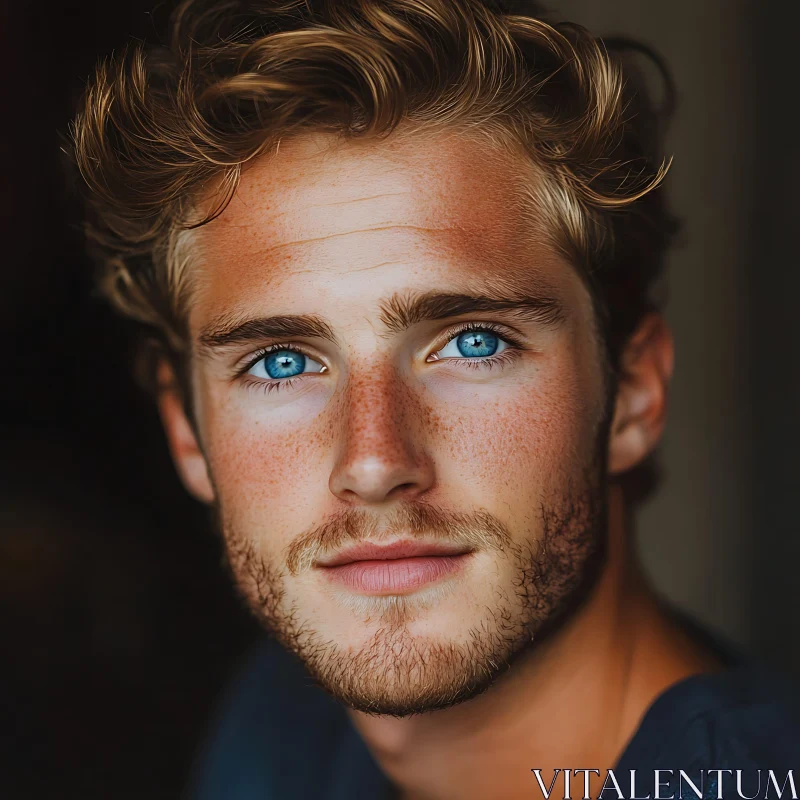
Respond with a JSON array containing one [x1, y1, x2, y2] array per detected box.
[[158, 128, 723, 799]]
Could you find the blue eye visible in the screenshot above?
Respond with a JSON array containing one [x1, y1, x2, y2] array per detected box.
[[247, 348, 326, 380], [456, 330, 498, 357], [434, 329, 509, 360]]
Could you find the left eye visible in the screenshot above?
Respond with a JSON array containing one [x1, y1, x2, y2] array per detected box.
[[433, 329, 510, 360], [247, 349, 326, 380]]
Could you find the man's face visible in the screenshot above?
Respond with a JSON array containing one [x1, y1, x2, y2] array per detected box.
[[179, 129, 611, 715]]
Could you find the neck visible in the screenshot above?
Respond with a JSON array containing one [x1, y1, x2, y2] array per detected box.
[[346, 485, 723, 800]]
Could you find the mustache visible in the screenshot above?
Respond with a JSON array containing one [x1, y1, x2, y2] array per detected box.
[[285, 502, 513, 575]]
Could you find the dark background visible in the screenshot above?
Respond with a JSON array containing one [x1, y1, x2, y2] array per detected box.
[[1, 1, 798, 798]]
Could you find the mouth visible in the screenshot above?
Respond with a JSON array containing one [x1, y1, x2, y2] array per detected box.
[[315, 540, 474, 595]]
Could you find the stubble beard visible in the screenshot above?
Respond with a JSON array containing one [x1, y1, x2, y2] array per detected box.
[[217, 447, 609, 717]]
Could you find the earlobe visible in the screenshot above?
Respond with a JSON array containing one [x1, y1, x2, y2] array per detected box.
[[607, 313, 673, 476], [156, 360, 216, 504]]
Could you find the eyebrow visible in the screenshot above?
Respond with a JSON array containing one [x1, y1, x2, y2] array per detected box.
[[377, 290, 564, 335], [198, 314, 338, 351], [197, 289, 565, 354]]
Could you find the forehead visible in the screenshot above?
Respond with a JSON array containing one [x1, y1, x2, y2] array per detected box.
[[186, 128, 573, 326]]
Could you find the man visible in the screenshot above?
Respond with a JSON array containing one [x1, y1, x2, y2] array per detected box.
[[70, 1, 800, 797]]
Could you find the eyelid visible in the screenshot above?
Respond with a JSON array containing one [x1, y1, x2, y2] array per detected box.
[[234, 341, 323, 378], [429, 320, 527, 356]]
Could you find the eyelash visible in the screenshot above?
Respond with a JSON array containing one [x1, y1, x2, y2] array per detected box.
[[239, 343, 312, 394], [238, 321, 526, 393], [430, 321, 525, 370]]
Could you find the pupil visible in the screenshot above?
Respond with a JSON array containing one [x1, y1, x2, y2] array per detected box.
[[265, 350, 305, 379], [456, 330, 498, 357]]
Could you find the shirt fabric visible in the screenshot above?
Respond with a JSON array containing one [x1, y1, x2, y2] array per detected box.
[[186, 608, 800, 799]]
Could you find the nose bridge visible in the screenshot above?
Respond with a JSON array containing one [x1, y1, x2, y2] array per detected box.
[[328, 358, 433, 504], [348, 360, 407, 443]]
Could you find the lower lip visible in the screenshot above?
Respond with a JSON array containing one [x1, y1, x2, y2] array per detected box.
[[321, 554, 470, 595]]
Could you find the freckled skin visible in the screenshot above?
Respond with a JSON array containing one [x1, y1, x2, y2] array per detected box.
[[188, 129, 607, 676], [171, 128, 720, 799]]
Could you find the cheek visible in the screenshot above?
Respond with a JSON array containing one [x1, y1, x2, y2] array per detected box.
[[429, 351, 602, 512], [197, 384, 335, 550]]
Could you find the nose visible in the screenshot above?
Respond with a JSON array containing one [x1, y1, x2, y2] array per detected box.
[[328, 364, 435, 506]]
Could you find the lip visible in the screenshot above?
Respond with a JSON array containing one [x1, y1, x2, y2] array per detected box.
[[316, 539, 472, 568], [315, 539, 474, 595]]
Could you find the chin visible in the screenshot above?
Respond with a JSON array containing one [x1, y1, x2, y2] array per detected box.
[[274, 582, 529, 717], [302, 619, 519, 717]]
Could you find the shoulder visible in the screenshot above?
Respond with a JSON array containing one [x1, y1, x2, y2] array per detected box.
[[690, 661, 800, 767], [185, 637, 361, 800], [619, 657, 800, 772]]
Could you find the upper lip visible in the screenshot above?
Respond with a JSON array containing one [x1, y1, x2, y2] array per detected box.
[[316, 540, 473, 568]]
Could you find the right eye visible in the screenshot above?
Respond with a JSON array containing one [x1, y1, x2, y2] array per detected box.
[[246, 348, 326, 381]]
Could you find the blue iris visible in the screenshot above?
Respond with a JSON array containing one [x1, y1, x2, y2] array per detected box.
[[456, 330, 499, 357], [264, 350, 306, 379]]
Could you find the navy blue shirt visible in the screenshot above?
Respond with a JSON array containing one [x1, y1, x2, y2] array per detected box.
[[187, 611, 800, 799]]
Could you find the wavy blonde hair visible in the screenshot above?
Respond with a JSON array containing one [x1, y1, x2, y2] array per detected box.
[[70, 0, 676, 389]]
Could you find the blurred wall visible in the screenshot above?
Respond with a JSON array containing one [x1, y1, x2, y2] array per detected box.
[[553, 0, 799, 670]]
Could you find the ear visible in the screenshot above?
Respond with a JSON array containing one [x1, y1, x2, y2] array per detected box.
[[607, 313, 674, 476], [156, 359, 215, 504]]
